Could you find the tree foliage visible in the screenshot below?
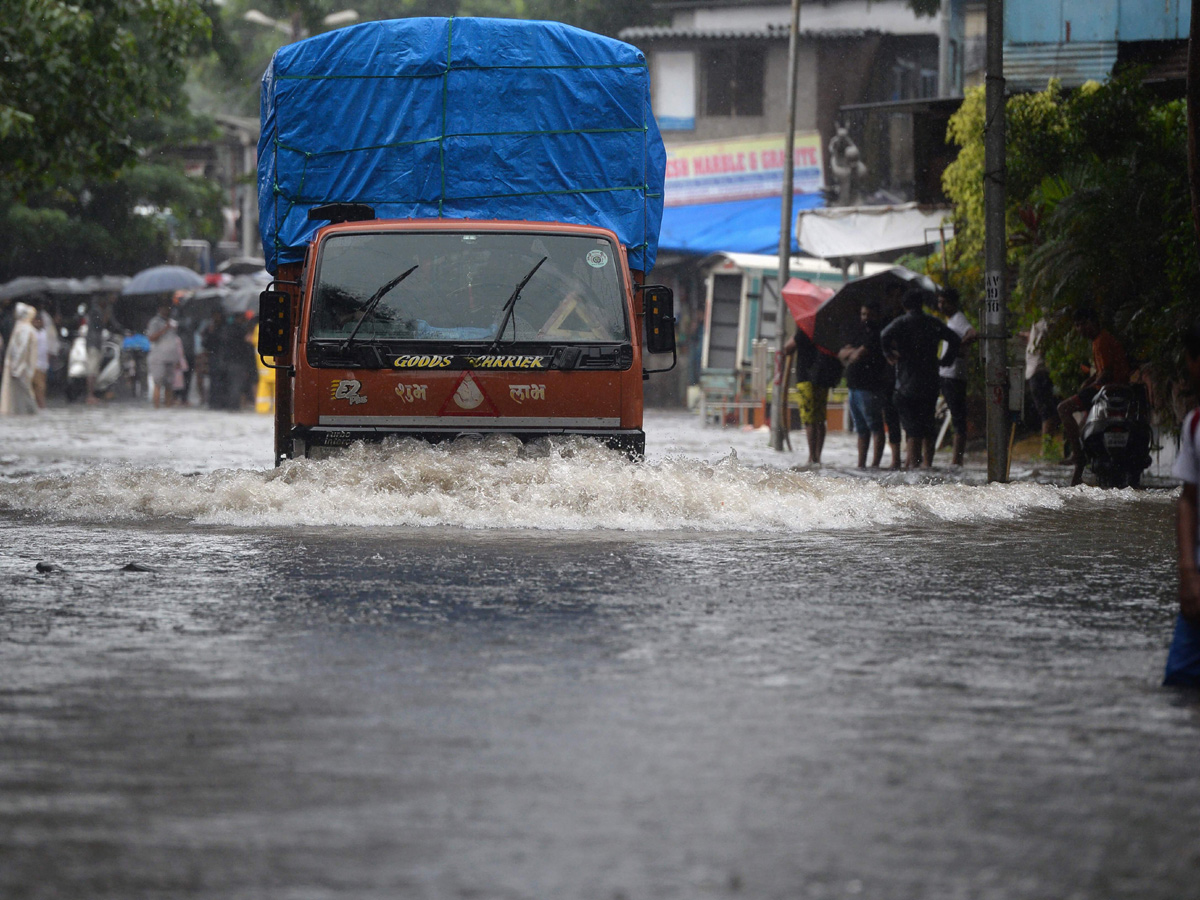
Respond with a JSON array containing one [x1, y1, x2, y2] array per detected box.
[[0, 0, 227, 279], [0, 0, 211, 200], [194, 0, 666, 118], [918, 72, 1200, 410], [905, 0, 941, 16]]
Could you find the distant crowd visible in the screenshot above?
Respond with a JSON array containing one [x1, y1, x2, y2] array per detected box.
[[0, 294, 261, 415]]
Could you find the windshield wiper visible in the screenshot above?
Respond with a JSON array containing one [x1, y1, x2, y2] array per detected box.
[[341, 264, 419, 353], [488, 256, 547, 351]]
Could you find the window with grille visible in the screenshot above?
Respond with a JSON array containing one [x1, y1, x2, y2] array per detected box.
[[702, 46, 765, 117]]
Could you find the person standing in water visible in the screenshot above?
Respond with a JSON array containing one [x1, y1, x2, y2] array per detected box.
[[881, 288, 961, 469], [1165, 322, 1200, 686]]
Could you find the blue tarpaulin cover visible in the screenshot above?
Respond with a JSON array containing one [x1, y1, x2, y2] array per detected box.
[[657, 193, 825, 257], [258, 17, 666, 273]]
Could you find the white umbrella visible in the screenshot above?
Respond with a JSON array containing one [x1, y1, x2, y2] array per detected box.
[[122, 265, 205, 295]]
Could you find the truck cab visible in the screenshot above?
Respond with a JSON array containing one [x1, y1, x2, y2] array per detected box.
[[262, 216, 675, 462]]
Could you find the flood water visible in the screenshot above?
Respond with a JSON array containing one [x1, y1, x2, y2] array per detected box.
[[1, 408, 1195, 899]]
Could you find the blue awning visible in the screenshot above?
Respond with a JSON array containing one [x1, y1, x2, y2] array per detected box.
[[657, 193, 825, 257]]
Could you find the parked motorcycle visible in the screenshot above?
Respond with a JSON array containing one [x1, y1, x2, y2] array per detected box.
[[1080, 383, 1153, 488]]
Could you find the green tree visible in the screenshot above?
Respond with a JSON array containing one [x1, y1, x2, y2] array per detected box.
[[926, 72, 1200, 415], [195, 0, 665, 118], [0, 0, 226, 279], [0, 0, 211, 200], [905, 0, 941, 15]]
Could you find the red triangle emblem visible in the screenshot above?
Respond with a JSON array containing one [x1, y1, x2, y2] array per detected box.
[[438, 371, 499, 417]]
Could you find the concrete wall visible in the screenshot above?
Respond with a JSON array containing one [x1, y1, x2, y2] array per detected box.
[[650, 40, 819, 146]]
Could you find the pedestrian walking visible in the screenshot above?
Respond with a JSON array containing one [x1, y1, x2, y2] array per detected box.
[[83, 298, 112, 404], [1020, 317, 1059, 458], [878, 282, 906, 470], [937, 288, 978, 466], [783, 328, 818, 462], [784, 328, 842, 466], [880, 288, 961, 469], [0, 302, 39, 416], [43, 310, 62, 400], [146, 302, 184, 409], [32, 310, 49, 409]]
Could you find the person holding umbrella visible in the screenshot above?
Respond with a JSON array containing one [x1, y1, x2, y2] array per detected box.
[[783, 328, 842, 467]]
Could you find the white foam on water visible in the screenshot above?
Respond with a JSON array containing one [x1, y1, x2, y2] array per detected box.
[[0, 436, 1097, 533]]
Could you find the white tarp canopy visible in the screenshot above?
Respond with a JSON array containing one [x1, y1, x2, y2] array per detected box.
[[796, 203, 953, 259]]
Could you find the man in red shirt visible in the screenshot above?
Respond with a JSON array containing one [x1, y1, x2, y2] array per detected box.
[[1058, 307, 1131, 485]]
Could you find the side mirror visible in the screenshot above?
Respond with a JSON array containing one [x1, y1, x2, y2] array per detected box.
[[258, 289, 292, 358], [643, 285, 676, 355]]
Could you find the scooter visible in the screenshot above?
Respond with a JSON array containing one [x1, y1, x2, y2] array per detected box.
[[66, 326, 124, 401], [1080, 383, 1153, 488]]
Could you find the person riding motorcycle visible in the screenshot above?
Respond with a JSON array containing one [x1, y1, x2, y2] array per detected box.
[[1057, 307, 1131, 486]]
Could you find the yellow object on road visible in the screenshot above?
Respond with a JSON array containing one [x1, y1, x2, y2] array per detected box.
[[253, 325, 275, 414]]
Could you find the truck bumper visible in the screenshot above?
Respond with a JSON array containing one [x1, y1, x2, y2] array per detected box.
[[290, 425, 646, 460]]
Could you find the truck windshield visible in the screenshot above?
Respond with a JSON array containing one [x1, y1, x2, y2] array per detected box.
[[309, 232, 628, 344]]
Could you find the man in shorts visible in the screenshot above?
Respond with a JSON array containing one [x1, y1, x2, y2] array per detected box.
[[1057, 307, 1130, 486], [881, 288, 961, 469], [838, 299, 888, 468], [784, 328, 842, 466]]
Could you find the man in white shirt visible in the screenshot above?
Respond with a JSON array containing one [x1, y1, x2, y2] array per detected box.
[[1020, 318, 1058, 458], [937, 289, 977, 467]]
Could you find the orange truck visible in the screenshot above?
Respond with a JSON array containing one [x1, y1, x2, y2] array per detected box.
[[255, 17, 673, 463]]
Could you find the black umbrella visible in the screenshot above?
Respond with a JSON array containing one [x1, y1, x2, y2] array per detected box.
[[0, 275, 129, 302], [217, 256, 267, 276], [825, 266, 938, 327], [0, 276, 74, 301]]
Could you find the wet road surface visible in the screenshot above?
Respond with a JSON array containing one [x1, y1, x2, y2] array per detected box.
[[0, 408, 1195, 899]]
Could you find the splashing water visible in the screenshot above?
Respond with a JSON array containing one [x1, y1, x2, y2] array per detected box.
[[0, 435, 1115, 532]]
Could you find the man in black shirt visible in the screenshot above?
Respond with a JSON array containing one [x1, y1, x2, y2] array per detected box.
[[880, 288, 961, 469], [784, 327, 843, 465], [838, 299, 889, 468]]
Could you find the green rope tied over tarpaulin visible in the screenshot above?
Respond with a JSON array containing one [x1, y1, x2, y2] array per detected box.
[[258, 16, 666, 273]]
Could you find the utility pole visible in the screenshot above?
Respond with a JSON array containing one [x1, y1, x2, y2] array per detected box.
[[770, 0, 802, 452], [1188, 0, 1200, 251], [983, 0, 1009, 482]]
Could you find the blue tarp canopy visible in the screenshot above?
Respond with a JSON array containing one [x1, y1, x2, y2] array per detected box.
[[258, 17, 666, 273], [657, 193, 825, 257]]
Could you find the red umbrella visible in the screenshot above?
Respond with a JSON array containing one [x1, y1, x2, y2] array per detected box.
[[781, 277, 838, 349]]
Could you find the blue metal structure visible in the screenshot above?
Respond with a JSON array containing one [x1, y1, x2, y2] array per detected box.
[[1007, 0, 1189, 44], [1004, 0, 1189, 90]]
